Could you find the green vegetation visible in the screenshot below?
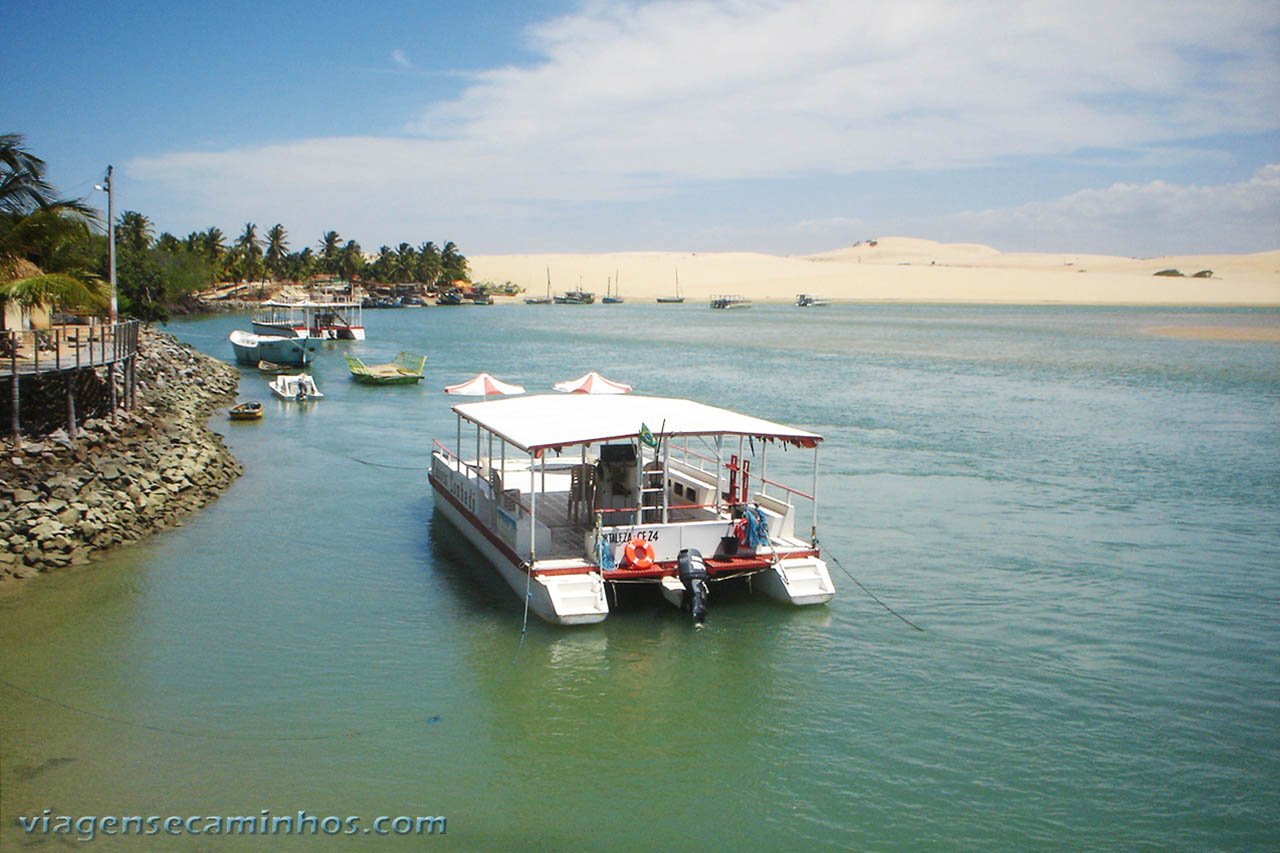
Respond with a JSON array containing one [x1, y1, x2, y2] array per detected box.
[[0, 134, 107, 320], [1154, 269, 1185, 277], [2, 133, 472, 323], [1192, 270, 1213, 279]]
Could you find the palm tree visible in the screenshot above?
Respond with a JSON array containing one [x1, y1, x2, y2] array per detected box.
[[0, 260, 107, 316], [417, 241, 441, 287], [394, 242, 416, 283], [338, 239, 363, 282], [440, 240, 468, 284], [234, 221, 262, 283], [1, 135, 105, 323], [117, 210, 153, 252], [0, 133, 95, 220], [264, 223, 288, 280], [318, 231, 342, 276]]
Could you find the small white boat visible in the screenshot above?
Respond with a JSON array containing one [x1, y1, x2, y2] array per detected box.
[[429, 394, 834, 625], [795, 293, 829, 307], [229, 330, 320, 366], [269, 373, 324, 401], [709, 294, 752, 309]]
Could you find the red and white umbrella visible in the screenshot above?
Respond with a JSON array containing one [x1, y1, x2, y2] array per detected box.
[[444, 373, 526, 396], [553, 371, 633, 394]]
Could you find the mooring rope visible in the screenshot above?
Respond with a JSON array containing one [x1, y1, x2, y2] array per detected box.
[[347, 455, 432, 470], [819, 543, 924, 632]]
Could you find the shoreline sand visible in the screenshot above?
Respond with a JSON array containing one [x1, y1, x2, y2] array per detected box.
[[469, 237, 1280, 307]]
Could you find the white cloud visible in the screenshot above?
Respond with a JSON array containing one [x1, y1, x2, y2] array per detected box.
[[390, 49, 412, 70], [786, 166, 1280, 255], [126, 0, 1280, 251], [937, 165, 1280, 255]]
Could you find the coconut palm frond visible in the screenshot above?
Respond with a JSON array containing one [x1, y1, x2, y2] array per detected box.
[[0, 272, 108, 311]]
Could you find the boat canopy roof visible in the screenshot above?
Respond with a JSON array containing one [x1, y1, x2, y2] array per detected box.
[[261, 299, 357, 309], [452, 394, 821, 455]]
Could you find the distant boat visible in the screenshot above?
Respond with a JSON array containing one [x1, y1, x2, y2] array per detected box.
[[269, 373, 324, 401], [555, 281, 595, 304], [471, 292, 494, 305], [525, 268, 554, 304], [253, 297, 365, 340], [229, 330, 320, 366], [657, 269, 685, 303], [795, 294, 829, 307], [710, 294, 752, 309], [229, 401, 263, 421], [345, 352, 426, 385], [602, 272, 624, 304], [435, 288, 464, 305]]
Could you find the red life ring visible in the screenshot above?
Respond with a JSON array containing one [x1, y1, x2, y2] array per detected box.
[[623, 537, 656, 570]]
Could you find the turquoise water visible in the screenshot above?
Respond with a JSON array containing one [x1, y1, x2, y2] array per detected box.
[[2, 304, 1278, 850]]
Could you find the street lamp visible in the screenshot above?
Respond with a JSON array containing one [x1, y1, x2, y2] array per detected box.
[[94, 165, 117, 324]]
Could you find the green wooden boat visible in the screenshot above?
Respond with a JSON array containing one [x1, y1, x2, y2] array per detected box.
[[345, 352, 426, 385]]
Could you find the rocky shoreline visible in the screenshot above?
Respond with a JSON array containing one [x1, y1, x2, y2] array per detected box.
[[0, 329, 242, 581]]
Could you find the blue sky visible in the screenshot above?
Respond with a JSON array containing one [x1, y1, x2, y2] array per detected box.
[[6, 0, 1278, 256]]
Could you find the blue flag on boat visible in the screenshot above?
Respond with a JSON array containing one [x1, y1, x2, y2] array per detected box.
[[638, 422, 659, 449]]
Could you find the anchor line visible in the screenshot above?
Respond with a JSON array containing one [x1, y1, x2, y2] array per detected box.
[[818, 543, 925, 632], [347, 455, 431, 470]]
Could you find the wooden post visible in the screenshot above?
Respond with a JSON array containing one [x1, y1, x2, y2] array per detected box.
[[9, 351, 19, 448], [66, 374, 77, 437], [109, 362, 117, 422]]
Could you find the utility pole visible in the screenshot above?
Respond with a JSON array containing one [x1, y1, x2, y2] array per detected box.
[[96, 166, 117, 323]]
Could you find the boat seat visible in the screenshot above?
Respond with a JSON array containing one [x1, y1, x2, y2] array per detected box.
[[567, 463, 596, 522]]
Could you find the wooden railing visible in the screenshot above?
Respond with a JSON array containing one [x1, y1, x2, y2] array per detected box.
[[2, 320, 140, 376], [4, 320, 142, 444]]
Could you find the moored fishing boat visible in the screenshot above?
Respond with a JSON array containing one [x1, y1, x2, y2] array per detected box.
[[229, 330, 321, 366], [252, 298, 366, 340], [229, 400, 263, 420], [795, 293, 829, 307], [269, 373, 324, 401], [657, 269, 685, 303], [345, 352, 426, 385], [429, 393, 833, 625]]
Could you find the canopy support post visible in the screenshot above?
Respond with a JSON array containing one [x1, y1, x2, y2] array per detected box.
[[811, 444, 819, 546]]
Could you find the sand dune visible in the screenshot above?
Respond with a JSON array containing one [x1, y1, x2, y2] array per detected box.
[[469, 237, 1280, 306]]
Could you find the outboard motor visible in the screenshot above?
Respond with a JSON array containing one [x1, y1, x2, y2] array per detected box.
[[677, 548, 710, 625]]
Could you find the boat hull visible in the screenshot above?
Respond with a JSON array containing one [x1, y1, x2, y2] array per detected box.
[[229, 331, 320, 366], [429, 472, 608, 625]]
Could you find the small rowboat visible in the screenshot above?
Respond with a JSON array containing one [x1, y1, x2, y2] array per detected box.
[[257, 360, 293, 374], [229, 401, 263, 421]]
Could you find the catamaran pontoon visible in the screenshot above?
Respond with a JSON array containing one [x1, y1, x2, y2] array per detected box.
[[429, 394, 834, 625]]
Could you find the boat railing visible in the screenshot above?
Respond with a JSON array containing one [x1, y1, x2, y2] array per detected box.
[[666, 442, 814, 505]]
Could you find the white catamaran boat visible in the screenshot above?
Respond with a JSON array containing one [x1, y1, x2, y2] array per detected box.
[[429, 394, 834, 625], [252, 298, 366, 340]]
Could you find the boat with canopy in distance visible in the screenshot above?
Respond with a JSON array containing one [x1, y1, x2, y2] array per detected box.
[[429, 394, 834, 625], [252, 297, 366, 340]]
